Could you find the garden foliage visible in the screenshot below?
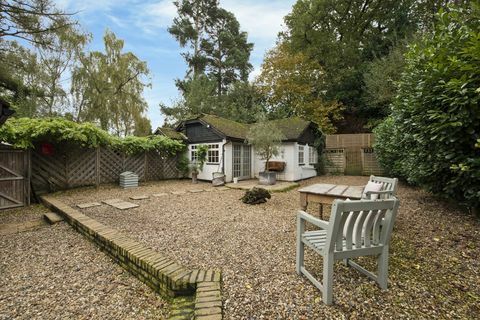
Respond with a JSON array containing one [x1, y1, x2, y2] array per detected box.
[[374, 5, 480, 211], [246, 115, 285, 171], [0, 117, 184, 155], [241, 187, 271, 205]]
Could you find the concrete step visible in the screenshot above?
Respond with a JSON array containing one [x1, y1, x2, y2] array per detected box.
[[43, 211, 64, 224]]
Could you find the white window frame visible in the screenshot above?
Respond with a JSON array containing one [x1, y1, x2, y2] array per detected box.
[[298, 145, 305, 165], [190, 145, 198, 162], [207, 144, 220, 164], [309, 145, 318, 165]]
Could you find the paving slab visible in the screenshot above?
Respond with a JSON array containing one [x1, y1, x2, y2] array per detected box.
[[214, 187, 229, 191], [152, 193, 168, 197], [111, 202, 139, 210], [129, 195, 149, 200], [43, 211, 64, 224], [77, 202, 102, 209], [102, 199, 123, 205], [171, 191, 187, 195]]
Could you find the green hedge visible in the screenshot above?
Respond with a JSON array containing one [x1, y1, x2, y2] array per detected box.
[[374, 4, 480, 212], [0, 117, 185, 155]]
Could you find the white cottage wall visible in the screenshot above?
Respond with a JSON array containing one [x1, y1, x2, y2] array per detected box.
[[224, 141, 233, 182], [188, 140, 226, 181], [291, 143, 317, 181]]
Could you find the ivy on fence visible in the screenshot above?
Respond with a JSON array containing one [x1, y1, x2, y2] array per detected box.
[[0, 117, 185, 155]]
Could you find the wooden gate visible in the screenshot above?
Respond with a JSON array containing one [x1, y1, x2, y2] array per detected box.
[[0, 145, 30, 210], [344, 147, 362, 175]]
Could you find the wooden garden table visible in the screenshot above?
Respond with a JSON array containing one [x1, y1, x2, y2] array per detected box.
[[298, 183, 364, 219]]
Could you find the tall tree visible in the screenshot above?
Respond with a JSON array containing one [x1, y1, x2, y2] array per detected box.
[[169, 1, 253, 95], [35, 24, 90, 116], [282, 0, 471, 132], [0, 0, 74, 47], [168, 0, 219, 85], [72, 30, 151, 136], [201, 8, 253, 95], [0, 0, 79, 111], [256, 42, 343, 133], [0, 40, 44, 116]]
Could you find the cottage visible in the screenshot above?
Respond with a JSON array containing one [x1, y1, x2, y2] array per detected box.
[[155, 114, 323, 182]]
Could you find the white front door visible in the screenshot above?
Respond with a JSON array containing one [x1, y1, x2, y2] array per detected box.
[[232, 144, 251, 180]]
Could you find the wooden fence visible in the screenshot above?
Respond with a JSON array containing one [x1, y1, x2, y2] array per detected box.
[[0, 144, 30, 210], [324, 134, 383, 175], [31, 145, 181, 194]]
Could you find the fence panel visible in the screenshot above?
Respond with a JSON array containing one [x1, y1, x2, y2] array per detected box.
[[0, 146, 30, 210], [31, 145, 180, 193], [67, 148, 96, 188], [324, 148, 345, 174], [324, 134, 383, 175]]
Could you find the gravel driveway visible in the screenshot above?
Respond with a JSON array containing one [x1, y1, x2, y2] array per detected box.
[[52, 176, 480, 319], [0, 206, 169, 320]]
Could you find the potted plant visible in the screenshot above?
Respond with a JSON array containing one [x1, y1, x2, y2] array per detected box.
[[246, 115, 284, 185], [190, 144, 208, 183]]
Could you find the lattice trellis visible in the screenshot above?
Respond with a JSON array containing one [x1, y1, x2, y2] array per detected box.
[[32, 150, 68, 191], [100, 148, 123, 183], [163, 156, 179, 179], [67, 148, 96, 187], [146, 151, 164, 180], [31, 145, 182, 192], [124, 153, 146, 180]]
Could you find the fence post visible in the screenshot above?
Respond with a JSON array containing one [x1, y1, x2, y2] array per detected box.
[[144, 151, 148, 182], [95, 147, 101, 187], [26, 149, 31, 205]]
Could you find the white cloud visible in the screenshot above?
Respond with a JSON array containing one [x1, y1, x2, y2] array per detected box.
[[133, 0, 177, 34], [221, 0, 291, 42]]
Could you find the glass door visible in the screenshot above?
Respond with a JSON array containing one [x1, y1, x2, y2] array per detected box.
[[233, 144, 251, 180]]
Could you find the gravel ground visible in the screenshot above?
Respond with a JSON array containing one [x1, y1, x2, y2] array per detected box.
[[0, 209, 169, 319], [0, 204, 47, 224], [54, 176, 480, 319]]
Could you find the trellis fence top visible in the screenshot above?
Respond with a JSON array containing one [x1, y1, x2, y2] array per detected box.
[[325, 133, 375, 149]]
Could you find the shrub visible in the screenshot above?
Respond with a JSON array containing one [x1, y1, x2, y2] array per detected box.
[[374, 4, 480, 212], [241, 187, 271, 205], [246, 115, 284, 172]]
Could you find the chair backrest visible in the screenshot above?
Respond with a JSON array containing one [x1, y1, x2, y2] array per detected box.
[[326, 198, 400, 253], [364, 175, 399, 199]]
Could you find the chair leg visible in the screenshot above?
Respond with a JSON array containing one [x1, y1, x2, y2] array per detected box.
[[377, 247, 389, 290], [323, 254, 334, 305], [296, 217, 305, 275]]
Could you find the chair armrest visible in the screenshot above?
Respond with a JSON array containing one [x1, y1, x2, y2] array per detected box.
[[297, 210, 329, 230], [364, 190, 394, 199]]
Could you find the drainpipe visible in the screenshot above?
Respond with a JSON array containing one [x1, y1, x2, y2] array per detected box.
[[222, 140, 231, 175]]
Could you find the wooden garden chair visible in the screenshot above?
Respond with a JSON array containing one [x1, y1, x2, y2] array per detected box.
[[363, 175, 399, 200], [296, 197, 400, 305]]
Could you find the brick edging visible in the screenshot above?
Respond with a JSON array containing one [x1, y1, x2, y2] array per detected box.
[[41, 196, 223, 319]]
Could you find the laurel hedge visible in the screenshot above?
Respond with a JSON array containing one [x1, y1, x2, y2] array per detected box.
[[374, 5, 480, 214]]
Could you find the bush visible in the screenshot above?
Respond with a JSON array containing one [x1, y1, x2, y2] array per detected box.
[[374, 4, 480, 212], [241, 187, 271, 205]]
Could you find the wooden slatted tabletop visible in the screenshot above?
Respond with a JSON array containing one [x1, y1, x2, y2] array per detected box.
[[298, 183, 364, 218]]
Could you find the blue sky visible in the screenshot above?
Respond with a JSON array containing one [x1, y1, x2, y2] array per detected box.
[[54, 0, 295, 129]]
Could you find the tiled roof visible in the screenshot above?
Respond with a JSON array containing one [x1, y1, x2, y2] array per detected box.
[[154, 127, 187, 140], [191, 114, 314, 141]]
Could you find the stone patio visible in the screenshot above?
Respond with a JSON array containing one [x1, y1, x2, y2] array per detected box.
[[225, 179, 299, 192]]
